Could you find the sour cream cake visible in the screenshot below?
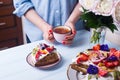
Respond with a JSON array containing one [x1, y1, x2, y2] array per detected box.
[[31, 43, 60, 67], [69, 44, 120, 80]]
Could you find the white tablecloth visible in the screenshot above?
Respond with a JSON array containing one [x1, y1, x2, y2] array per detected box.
[[0, 30, 120, 80]]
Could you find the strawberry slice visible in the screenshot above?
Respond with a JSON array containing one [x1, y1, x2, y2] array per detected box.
[[104, 61, 114, 68], [110, 48, 117, 53], [104, 60, 119, 68], [98, 68, 108, 76], [93, 44, 100, 51], [46, 46, 54, 52], [113, 60, 119, 66], [109, 48, 117, 56], [77, 53, 89, 64], [114, 51, 120, 59], [35, 51, 41, 61]]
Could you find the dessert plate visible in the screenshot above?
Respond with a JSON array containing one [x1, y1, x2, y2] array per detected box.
[[26, 52, 61, 69], [67, 65, 114, 80], [67, 65, 86, 80]]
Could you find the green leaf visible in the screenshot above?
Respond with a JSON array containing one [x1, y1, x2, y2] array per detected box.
[[107, 24, 118, 33], [113, 70, 120, 80], [80, 11, 118, 32], [88, 75, 92, 80]]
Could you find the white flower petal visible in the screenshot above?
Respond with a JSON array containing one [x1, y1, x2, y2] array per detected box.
[[79, 0, 98, 10], [114, 1, 120, 23], [95, 0, 114, 16]]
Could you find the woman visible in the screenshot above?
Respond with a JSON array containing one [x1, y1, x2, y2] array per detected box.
[[13, 0, 84, 45]]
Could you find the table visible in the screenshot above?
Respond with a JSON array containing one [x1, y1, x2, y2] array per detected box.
[[0, 30, 120, 80]]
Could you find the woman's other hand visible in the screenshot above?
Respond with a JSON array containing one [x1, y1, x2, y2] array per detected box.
[[63, 22, 76, 45]]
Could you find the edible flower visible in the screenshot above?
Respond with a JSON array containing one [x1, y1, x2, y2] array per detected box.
[[107, 55, 118, 61], [87, 65, 99, 74], [100, 44, 109, 51]]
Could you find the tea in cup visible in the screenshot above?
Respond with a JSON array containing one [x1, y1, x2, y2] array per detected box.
[[53, 26, 71, 43]]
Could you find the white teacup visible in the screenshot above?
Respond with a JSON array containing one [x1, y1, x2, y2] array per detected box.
[[53, 26, 71, 43]]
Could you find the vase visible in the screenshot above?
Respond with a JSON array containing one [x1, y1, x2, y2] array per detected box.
[[89, 27, 106, 47]]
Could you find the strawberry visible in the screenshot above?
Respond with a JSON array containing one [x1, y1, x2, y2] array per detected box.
[[109, 50, 120, 60], [113, 61, 119, 66], [98, 68, 108, 76], [114, 51, 120, 59], [92, 60, 102, 65], [104, 60, 119, 68], [110, 48, 117, 53], [104, 61, 114, 68], [35, 51, 41, 61], [93, 44, 100, 51], [77, 53, 89, 64], [46, 46, 54, 52]]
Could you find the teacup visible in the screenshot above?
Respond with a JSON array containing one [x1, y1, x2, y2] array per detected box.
[[53, 26, 71, 43]]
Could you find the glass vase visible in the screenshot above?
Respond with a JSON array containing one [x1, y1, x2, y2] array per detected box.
[[89, 27, 106, 48]]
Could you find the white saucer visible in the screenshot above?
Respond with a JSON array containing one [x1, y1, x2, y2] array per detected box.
[[26, 52, 61, 69]]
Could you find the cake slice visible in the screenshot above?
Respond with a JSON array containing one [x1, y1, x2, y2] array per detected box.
[[31, 43, 60, 67], [35, 51, 59, 67]]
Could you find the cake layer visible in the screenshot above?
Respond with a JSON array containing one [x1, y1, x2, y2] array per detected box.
[[35, 52, 59, 67]]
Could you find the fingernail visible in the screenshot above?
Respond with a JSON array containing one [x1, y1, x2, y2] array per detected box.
[[62, 41, 65, 45], [73, 31, 76, 34], [65, 37, 68, 39], [49, 29, 52, 33]]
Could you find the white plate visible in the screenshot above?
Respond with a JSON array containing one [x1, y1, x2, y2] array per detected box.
[[26, 52, 61, 69], [67, 65, 87, 80], [67, 65, 114, 80]]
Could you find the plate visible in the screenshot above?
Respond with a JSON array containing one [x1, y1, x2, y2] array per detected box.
[[26, 51, 61, 69], [67, 65, 114, 80], [67, 65, 87, 80]]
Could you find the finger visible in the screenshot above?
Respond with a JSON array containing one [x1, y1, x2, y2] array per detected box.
[[48, 34, 55, 42], [65, 30, 76, 39], [48, 29, 53, 34], [48, 34, 54, 40], [62, 40, 73, 45], [65, 34, 75, 40]]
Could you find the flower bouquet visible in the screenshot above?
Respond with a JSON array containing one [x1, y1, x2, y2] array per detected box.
[[79, 0, 120, 44]]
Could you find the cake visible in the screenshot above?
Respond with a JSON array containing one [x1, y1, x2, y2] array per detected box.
[[69, 44, 120, 80], [31, 43, 60, 67]]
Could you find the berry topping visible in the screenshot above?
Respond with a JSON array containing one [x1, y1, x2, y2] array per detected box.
[[93, 44, 100, 51], [77, 53, 89, 64], [104, 60, 119, 68], [110, 48, 117, 53], [46, 46, 54, 53], [35, 51, 42, 61], [32, 43, 55, 61], [98, 68, 108, 76]]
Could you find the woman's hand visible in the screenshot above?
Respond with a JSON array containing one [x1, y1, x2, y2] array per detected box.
[[43, 25, 55, 43], [63, 21, 76, 45]]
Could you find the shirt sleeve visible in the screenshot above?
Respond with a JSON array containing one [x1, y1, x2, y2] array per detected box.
[[13, 0, 34, 17]]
